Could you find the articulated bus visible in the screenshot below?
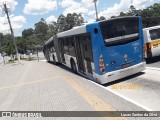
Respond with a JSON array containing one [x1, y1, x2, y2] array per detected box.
[[143, 25, 160, 58], [43, 16, 145, 84]]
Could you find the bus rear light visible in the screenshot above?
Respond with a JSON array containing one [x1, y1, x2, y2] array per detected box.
[[99, 55, 106, 73], [102, 69, 105, 73], [99, 66, 104, 69]]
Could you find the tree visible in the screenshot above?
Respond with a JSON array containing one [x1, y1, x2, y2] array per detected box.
[[111, 16, 116, 18], [0, 33, 3, 53], [57, 13, 84, 32], [33, 18, 49, 46], [72, 13, 84, 26], [57, 14, 66, 32], [139, 3, 160, 27], [22, 28, 34, 39], [99, 16, 106, 21], [34, 19, 48, 35], [117, 3, 160, 28], [16, 37, 26, 54], [119, 12, 127, 17], [2, 34, 14, 55], [129, 5, 138, 16], [48, 21, 57, 36]]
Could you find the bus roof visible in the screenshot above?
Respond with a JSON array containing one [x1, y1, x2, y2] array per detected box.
[[45, 36, 53, 45], [45, 16, 140, 45], [143, 25, 160, 31], [57, 25, 87, 38], [99, 16, 139, 23]]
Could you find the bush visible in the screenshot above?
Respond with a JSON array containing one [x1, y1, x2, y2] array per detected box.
[[7, 60, 15, 64]]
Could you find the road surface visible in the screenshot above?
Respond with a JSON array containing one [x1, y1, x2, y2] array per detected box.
[[0, 57, 160, 119], [0, 52, 160, 119]]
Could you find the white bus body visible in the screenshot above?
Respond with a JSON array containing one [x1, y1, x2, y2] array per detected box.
[[143, 25, 160, 58]]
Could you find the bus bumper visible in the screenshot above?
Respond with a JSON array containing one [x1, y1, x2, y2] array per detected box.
[[97, 62, 146, 84]]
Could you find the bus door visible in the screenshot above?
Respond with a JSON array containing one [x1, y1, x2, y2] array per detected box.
[[58, 38, 66, 64], [82, 34, 93, 75], [74, 36, 86, 74], [74, 34, 93, 75]]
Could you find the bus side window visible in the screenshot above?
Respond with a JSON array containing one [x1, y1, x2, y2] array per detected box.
[[85, 45, 88, 51], [52, 41, 55, 52], [69, 37, 75, 57], [64, 38, 69, 55], [149, 28, 160, 40], [51, 41, 55, 52]]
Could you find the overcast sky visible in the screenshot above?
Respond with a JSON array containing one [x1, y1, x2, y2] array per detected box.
[[0, 0, 159, 36]]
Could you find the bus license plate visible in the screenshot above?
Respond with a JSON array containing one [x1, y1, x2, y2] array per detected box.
[[123, 63, 130, 68]]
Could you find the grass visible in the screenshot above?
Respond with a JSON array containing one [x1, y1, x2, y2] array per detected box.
[[20, 57, 35, 61], [7, 60, 15, 64]]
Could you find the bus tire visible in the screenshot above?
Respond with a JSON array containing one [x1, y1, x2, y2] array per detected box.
[[53, 55, 57, 64], [71, 59, 77, 73], [147, 51, 152, 58]]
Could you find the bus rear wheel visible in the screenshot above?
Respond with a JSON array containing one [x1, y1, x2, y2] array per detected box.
[[71, 60, 77, 73]]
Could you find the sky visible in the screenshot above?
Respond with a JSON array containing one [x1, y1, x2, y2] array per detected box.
[[0, 0, 159, 36]]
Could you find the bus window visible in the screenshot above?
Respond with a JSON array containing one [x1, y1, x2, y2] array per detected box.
[[100, 17, 139, 46], [149, 28, 160, 40], [63, 38, 69, 55], [69, 37, 75, 57]]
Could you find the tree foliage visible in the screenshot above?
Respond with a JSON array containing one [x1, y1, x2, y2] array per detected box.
[[5, 13, 84, 56], [22, 28, 34, 39], [57, 13, 84, 32], [118, 3, 160, 27], [1, 34, 14, 55], [34, 19, 48, 35]]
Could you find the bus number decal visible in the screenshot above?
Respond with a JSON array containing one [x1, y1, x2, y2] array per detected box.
[[132, 42, 139, 46]]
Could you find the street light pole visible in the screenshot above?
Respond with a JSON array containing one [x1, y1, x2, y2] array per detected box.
[[93, 0, 98, 21]]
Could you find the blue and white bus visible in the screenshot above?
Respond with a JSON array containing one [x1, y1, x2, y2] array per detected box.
[[43, 16, 145, 84]]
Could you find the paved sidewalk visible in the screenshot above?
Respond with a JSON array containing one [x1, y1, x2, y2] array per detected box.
[[0, 61, 159, 120]]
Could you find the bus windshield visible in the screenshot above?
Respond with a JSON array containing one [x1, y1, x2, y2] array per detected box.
[[149, 28, 160, 40], [100, 17, 139, 46]]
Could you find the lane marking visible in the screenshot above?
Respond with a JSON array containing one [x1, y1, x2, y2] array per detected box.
[[64, 76, 127, 120], [0, 76, 59, 90], [146, 67, 160, 71], [88, 79, 153, 111]]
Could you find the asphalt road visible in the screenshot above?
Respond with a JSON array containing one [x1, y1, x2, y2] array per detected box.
[[104, 56, 160, 111], [146, 56, 160, 68]]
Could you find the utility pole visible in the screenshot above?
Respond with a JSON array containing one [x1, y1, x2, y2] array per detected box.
[[93, 0, 98, 21], [3, 2, 20, 63]]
